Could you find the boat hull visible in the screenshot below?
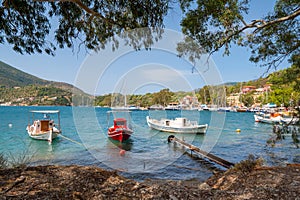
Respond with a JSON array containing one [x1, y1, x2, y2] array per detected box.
[[254, 114, 281, 124], [146, 116, 208, 134], [281, 117, 299, 125], [27, 129, 60, 141], [108, 128, 133, 142], [254, 112, 299, 124]]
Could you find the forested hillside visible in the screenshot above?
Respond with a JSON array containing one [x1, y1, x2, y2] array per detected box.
[[95, 65, 300, 108], [0, 61, 92, 106], [225, 64, 300, 107], [0, 60, 299, 108]]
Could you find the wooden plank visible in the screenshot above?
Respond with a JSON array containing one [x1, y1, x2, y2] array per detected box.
[[168, 135, 235, 169]]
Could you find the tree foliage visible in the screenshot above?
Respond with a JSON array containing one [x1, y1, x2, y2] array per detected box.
[[267, 64, 300, 106], [240, 92, 254, 107], [152, 89, 174, 106], [0, 85, 75, 105], [179, 0, 300, 69], [0, 0, 169, 55], [1, 0, 299, 74], [221, 64, 300, 107]]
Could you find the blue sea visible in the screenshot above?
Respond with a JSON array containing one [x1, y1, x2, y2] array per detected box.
[[1, 106, 299, 182]]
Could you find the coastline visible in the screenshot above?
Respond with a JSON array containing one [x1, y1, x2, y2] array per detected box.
[[1, 164, 300, 199]]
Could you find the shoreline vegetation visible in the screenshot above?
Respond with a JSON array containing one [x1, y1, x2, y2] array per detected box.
[[1, 155, 300, 199], [0, 63, 299, 111]]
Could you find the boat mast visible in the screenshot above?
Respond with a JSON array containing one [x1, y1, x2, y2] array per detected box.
[[121, 78, 127, 107], [124, 92, 127, 107]]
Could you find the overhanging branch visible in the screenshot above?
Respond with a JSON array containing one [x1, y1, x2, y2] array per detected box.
[[239, 8, 300, 32], [214, 8, 300, 54], [33, 0, 117, 24]]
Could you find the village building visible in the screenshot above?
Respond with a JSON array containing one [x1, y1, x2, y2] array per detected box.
[[242, 86, 256, 94]]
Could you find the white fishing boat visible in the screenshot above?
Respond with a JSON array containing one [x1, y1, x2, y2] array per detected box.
[[164, 102, 180, 110], [198, 104, 209, 111], [148, 104, 164, 110], [146, 116, 208, 134], [26, 110, 61, 143], [111, 106, 139, 111], [254, 112, 299, 125], [254, 112, 281, 124]]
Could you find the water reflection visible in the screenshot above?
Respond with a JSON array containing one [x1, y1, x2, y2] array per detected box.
[[108, 138, 133, 151]]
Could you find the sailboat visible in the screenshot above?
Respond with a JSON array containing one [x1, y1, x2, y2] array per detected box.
[[111, 93, 139, 111], [111, 80, 139, 111]]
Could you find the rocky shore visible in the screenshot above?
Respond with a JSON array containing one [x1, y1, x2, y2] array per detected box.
[[1, 164, 300, 200]]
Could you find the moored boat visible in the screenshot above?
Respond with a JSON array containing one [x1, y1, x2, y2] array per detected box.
[[254, 112, 280, 124], [148, 104, 164, 110], [108, 118, 133, 142], [165, 102, 180, 110], [217, 107, 231, 112], [146, 116, 208, 134], [107, 111, 133, 142], [254, 111, 299, 125], [236, 106, 248, 112], [111, 105, 139, 111], [281, 116, 299, 125], [198, 104, 209, 111], [26, 110, 61, 143]]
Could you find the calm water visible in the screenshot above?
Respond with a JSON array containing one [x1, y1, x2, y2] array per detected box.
[[0, 106, 299, 182]]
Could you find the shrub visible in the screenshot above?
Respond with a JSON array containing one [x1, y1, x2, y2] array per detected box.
[[233, 154, 264, 174], [0, 153, 8, 169]]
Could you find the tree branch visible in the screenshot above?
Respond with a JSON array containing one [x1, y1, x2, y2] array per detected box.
[[215, 8, 300, 54], [264, 41, 300, 71], [256, 7, 300, 30], [239, 7, 300, 33], [33, 0, 115, 23]]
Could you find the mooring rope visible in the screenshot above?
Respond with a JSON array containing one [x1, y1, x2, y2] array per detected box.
[[59, 134, 85, 147]]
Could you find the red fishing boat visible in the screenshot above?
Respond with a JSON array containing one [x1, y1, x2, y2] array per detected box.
[[108, 118, 133, 142]]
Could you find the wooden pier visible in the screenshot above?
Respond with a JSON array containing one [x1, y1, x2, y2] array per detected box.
[[168, 135, 235, 169]]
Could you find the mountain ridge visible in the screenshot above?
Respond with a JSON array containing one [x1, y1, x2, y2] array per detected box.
[[0, 60, 92, 106], [0, 60, 87, 93], [0, 60, 49, 87]]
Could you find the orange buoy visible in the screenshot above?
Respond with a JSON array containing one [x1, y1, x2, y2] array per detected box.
[[119, 149, 126, 156]]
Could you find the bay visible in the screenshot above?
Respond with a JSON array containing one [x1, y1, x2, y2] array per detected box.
[[0, 106, 299, 182]]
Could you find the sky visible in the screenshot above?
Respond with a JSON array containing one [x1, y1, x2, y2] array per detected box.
[[0, 0, 290, 95]]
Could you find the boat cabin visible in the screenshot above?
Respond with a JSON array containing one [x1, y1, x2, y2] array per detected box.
[[164, 118, 187, 127], [33, 119, 54, 133], [40, 120, 54, 132], [113, 118, 128, 128]]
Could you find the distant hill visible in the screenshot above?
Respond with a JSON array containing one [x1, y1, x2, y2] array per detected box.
[[0, 60, 88, 92], [0, 60, 77, 90], [223, 82, 239, 86], [0, 60, 92, 106], [0, 61, 49, 87]]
